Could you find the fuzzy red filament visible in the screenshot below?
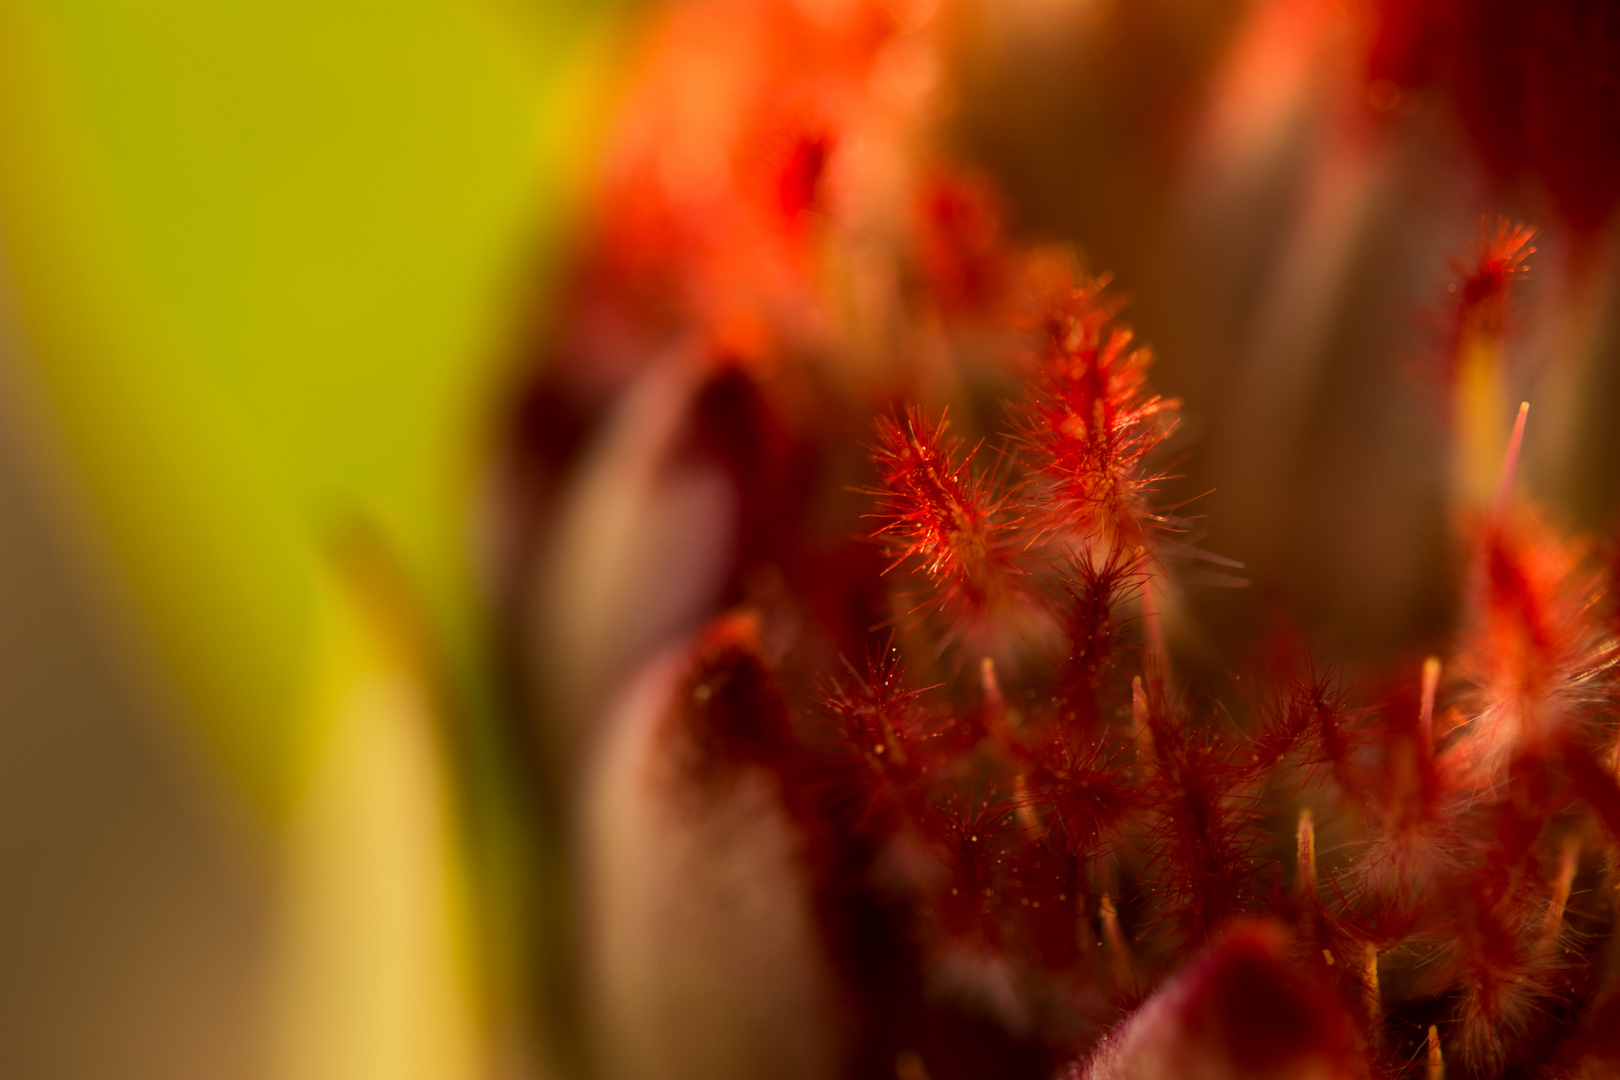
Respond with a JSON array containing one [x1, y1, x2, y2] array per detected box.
[[1015, 276, 1180, 554], [868, 406, 1024, 621]]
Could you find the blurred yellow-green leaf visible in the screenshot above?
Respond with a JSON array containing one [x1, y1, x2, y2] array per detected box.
[[0, 0, 624, 819]]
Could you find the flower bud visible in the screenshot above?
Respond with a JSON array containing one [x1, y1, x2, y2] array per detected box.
[[1072, 921, 1362, 1080], [581, 614, 843, 1080]]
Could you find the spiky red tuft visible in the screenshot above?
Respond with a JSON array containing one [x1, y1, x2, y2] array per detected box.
[[1446, 218, 1536, 363], [914, 168, 1011, 318], [1014, 274, 1181, 554], [814, 645, 938, 834], [1451, 511, 1615, 785], [868, 405, 1026, 622]]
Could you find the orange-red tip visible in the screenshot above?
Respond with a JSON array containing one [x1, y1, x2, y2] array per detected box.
[[1490, 401, 1530, 523]]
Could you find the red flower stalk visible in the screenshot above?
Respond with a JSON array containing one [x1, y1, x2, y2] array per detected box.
[[1138, 698, 1270, 947], [1052, 547, 1145, 740]]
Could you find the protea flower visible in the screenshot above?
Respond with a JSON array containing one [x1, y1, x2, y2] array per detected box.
[[494, 1, 1620, 1077]]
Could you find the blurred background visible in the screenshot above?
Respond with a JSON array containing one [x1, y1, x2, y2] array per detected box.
[[0, 0, 1615, 1078]]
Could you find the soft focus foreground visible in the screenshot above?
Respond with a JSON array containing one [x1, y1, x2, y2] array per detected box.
[[2, 1, 1619, 1079], [0, 1, 624, 1077]]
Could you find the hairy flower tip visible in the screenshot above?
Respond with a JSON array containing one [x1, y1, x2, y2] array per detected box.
[[867, 405, 1026, 622], [1248, 669, 1357, 780], [1451, 513, 1616, 785], [1350, 815, 1462, 926], [813, 645, 937, 833], [1447, 218, 1536, 355], [773, 127, 836, 224], [1068, 920, 1363, 1080], [1447, 894, 1568, 1073], [920, 792, 1020, 942], [914, 167, 1011, 318], [1021, 733, 1139, 863], [1347, 684, 1464, 912], [1013, 274, 1181, 553]]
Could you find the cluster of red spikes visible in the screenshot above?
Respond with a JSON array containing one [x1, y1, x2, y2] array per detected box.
[[863, 271, 1181, 655], [1013, 275, 1181, 553], [511, 3, 1620, 1076], [772, 239, 1620, 1079], [868, 407, 1023, 622]]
